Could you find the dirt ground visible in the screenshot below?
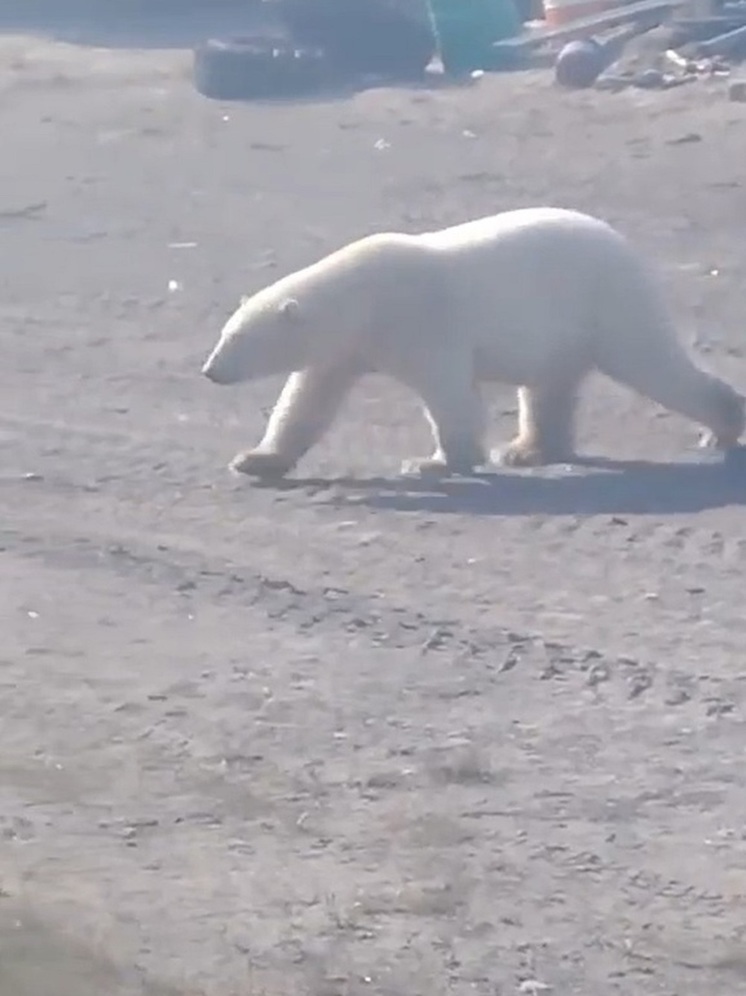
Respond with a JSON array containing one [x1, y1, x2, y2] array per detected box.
[[2, 6, 746, 995]]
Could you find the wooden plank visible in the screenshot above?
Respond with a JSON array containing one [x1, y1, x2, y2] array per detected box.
[[492, 0, 683, 52], [698, 21, 746, 51]]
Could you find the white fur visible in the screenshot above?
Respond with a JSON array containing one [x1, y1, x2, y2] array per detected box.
[[202, 207, 744, 478]]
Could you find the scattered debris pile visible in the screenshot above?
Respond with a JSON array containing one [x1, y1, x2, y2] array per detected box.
[[193, 0, 438, 100], [190, 0, 746, 101], [536, 0, 746, 90], [587, 4, 746, 91]]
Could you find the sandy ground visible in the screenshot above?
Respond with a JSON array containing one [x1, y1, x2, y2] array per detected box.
[[2, 7, 746, 995]]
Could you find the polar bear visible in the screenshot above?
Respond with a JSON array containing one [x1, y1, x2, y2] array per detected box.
[[201, 207, 744, 479]]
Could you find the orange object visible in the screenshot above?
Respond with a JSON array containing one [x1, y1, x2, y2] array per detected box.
[[542, 0, 607, 26]]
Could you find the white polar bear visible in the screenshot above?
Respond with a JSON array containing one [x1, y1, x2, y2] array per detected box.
[[201, 207, 744, 479]]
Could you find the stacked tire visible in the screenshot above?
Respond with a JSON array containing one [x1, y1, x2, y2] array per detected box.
[[193, 36, 329, 101], [279, 0, 436, 81], [193, 0, 437, 101]]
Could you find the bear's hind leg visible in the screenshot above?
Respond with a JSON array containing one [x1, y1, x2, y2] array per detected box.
[[400, 353, 487, 478], [496, 376, 581, 468], [594, 272, 745, 449], [231, 362, 360, 479], [599, 342, 745, 451]]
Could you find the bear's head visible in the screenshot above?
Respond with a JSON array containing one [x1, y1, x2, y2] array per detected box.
[[201, 251, 376, 386], [201, 289, 312, 386]]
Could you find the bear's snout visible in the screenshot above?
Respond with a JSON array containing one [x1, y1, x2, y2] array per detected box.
[[201, 352, 233, 385]]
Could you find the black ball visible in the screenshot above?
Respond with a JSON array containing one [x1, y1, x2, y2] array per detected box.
[[555, 39, 604, 89]]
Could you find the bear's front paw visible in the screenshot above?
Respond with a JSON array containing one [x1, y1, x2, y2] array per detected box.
[[698, 428, 742, 451], [400, 456, 450, 479], [400, 455, 478, 479], [229, 449, 295, 480], [698, 430, 721, 451], [496, 438, 571, 468]]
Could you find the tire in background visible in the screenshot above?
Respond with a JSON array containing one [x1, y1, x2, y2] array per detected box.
[[278, 0, 437, 80], [194, 35, 329, 101]]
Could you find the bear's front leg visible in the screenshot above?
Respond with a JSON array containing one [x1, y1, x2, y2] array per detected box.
[[399, 353, 487, 478], [230, 449, 297, 479], [496, 379, 580, 468], [231, 363, 360, 479]]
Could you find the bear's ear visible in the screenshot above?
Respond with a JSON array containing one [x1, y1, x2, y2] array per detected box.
[[278, 298, 301, 322], [240, 294, 251, 306]]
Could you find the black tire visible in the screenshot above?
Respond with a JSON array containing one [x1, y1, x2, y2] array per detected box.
[[278, 0, 437, 81], [193, 36, 329, 101]]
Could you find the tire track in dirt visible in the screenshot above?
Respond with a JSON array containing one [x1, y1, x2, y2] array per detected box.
[[3, 517, 746, 996], [3, 492, 745, 729]]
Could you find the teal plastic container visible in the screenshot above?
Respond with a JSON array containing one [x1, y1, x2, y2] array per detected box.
[[426, 0, 521, 74]]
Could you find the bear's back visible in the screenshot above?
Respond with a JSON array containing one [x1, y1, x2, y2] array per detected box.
[[416, 207, 622, 257], [408, 208, 641, 382], [416, 208, 636, 313]]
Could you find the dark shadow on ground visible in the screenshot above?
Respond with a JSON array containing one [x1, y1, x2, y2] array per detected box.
[[0, 900, 184, 996], [248, 449, 746, 516]]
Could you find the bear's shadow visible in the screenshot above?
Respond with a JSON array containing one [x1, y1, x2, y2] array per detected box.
[[254, 449, 746, 517]]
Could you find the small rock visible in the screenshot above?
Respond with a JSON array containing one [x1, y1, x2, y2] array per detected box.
[[667, 132, 702, 145], [728, 79, 746, 102]]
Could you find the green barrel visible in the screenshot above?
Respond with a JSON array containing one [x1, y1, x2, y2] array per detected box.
[[426, 0, 521, 74]]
